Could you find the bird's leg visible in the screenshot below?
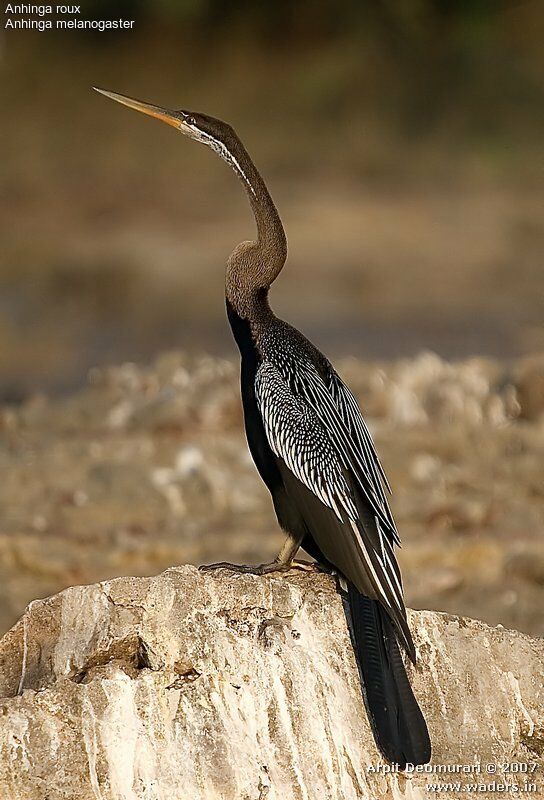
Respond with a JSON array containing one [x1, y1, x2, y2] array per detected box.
[[200, 533, 303, 575]]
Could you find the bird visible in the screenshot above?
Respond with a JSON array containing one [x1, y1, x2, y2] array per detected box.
[[94, 86, 432, 769]]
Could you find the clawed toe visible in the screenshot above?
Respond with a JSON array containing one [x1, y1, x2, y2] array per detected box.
[[254, 561, 290, 575], [199, 560, 292, 576], [199, 562, 253, 573]]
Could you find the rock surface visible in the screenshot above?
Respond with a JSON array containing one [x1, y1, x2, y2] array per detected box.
[[0, 567, 542, 800]]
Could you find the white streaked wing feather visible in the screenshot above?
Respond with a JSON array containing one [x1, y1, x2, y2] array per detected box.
[[255, 360, 405, 616], [255, 362, 357, 523], [291, 361, 395, 534]]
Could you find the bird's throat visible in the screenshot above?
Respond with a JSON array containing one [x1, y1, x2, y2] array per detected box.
[[225, 187, 286, 323]]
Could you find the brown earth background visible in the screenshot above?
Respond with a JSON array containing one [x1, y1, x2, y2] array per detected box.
[[0, 1, 543, 637]]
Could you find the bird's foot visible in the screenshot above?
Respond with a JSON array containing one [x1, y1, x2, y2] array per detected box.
[[199, 560, 293, 576], [199, 558, 324, 575]]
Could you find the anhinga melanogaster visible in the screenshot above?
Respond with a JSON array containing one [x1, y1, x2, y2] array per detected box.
[[94, 87, 431, 768]]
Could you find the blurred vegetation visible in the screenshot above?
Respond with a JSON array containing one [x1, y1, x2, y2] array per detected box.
[[1, 0, 543, 396], [78, 0, 544, 148], [0, 2, 543, 638]]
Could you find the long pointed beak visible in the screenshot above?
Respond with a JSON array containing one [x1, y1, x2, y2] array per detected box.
[[93, 87, 182, 130]]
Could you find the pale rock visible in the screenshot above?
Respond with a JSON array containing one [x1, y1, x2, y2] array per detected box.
[[0, 567, 542, 800]]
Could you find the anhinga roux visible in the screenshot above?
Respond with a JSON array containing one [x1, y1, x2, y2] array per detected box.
[[94, 86, 431, 768]]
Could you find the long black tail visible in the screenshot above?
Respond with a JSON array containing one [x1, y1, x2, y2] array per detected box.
[[342, 582, 431, 768]]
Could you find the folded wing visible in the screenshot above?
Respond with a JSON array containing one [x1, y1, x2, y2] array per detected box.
[[255, 359, 414, 659]]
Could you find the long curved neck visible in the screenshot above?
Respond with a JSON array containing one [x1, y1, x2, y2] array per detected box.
[[222, 137, 287, 321]]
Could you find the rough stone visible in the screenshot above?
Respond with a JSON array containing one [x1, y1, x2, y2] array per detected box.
[[0, 566, 542, 799]]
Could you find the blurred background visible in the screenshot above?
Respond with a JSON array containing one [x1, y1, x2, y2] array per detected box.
[[0, 1, 543, 637]]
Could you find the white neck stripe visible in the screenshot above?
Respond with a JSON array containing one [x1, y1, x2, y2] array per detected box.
[[197, 129, 256, 196]]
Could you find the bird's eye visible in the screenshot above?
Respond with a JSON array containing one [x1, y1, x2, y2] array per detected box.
[[187, 116, 196, 126]]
